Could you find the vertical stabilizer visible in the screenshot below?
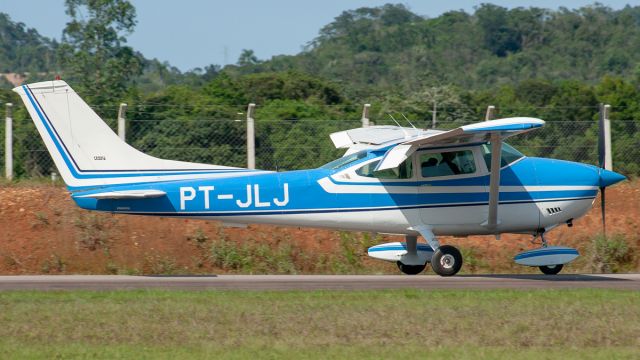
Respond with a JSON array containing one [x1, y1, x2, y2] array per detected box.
[[13, 81, 251, 188]]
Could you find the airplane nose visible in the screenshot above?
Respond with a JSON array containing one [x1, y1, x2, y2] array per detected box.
[[599, 169, 626, 188]]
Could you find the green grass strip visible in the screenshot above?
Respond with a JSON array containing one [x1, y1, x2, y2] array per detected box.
[[0, 289, 637, 359]]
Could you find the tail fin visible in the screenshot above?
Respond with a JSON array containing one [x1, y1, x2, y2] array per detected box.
[[13, 80, 249, 189]]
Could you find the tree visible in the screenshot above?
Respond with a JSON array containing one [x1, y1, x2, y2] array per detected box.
[[475, 4, 521, 57], [0, 13, 59, 74], [237, 49, 261, 67], [58, 0, 141, 105]]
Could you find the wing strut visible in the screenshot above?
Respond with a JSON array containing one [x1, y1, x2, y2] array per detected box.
[[485, 133, 502, 232]]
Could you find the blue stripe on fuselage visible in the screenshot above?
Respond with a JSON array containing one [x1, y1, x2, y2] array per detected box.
[[71, 164, 597, 216]]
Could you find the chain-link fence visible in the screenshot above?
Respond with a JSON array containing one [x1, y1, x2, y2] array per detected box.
[[5, 109, 640, 179], [0, 118, 4, 177]]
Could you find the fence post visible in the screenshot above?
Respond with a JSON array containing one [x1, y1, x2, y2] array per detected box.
[[361, 103, 370, 128], [602, 104, 612, 171], [485, 105, 495, 121], [247, 103, 256, 170], [431, 101, 437, 129], [5, 103, 13, 181], [117, 103, 127, 141]]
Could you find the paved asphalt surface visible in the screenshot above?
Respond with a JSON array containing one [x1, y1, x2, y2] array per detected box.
[[0, 274, 637, 291]]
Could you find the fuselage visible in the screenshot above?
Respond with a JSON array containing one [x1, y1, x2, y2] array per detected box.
[[71, 144, 620, 237]]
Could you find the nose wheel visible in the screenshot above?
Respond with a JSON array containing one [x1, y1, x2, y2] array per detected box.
[[431, 245, 463, 276], [539, 264, 563, 275]]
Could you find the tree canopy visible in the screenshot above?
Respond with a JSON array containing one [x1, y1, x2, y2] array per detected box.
[[57, 0, 141, 104], [0, 13, 58, 73], [247, 4, 640, 95], [1, 3, 640, 177]]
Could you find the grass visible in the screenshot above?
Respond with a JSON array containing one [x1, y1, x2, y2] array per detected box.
[[205, 231, 388, 275], [0, 289, 637, 359], [1, 344, 638, 359]]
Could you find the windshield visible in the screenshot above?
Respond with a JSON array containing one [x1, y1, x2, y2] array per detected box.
[[481, 142, 525, 171], [320, 151, 369, 170], [356, 158, 413, 179]]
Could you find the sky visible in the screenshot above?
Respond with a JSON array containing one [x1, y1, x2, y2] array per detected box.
[[2, 0, 637, 71]]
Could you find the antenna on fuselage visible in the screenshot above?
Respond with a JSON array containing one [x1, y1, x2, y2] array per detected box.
[[387, 114, 402, 127], [400, 113, 417, 129], [388, 114, 410, 138]]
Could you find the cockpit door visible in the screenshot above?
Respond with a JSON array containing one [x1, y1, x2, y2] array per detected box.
[[418, 146, 488, 234], [342, 155, 418, 233]]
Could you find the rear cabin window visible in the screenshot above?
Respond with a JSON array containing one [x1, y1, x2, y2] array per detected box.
[[320, 151, 368, 170], [481, 143, 524, 171], [420, 150, 476, 178], [356, 158, 413, 179]]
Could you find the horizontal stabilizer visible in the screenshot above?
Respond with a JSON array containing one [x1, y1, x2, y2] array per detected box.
[[75, 189, 167, 199]]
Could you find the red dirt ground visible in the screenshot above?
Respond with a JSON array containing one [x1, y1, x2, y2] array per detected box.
[[0, 180, 637, 274]]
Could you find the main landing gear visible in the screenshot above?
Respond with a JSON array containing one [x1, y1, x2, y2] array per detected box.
[[430, 245, 463, 277], [396, 230, 463, 276], [396, 262, 426, 275], [396, 234, 429, 275]]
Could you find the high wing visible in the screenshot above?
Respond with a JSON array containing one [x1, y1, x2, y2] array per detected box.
[[375, 118, 544, 171], [330, 125, 442, 156]]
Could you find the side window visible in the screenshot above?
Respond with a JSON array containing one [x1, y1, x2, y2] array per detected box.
[[356, 158, 413, 179], [420, 150, 476, 178]]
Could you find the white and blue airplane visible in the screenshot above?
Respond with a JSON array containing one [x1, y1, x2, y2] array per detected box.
[[13, 80, 626, 276]]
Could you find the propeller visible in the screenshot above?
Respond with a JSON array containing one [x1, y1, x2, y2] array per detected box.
[[597, 104, 607, 235]]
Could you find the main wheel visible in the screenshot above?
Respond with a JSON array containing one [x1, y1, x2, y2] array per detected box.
[[539, 264, 563, 275], [431, 245, 463, 276], [396, 261, 427, 275]]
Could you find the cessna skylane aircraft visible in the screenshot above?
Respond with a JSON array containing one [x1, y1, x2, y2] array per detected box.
[[14, 81, 626, 276]]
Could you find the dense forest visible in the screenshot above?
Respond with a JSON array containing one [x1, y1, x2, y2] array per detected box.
[[0, 13, 58, 74], [0, 2, 639, 177], [233, 3, 640, 94]]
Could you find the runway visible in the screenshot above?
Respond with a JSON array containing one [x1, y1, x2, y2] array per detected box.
[[0, 274, 638, 291]]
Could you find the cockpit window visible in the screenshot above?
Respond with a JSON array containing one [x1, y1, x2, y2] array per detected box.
[[481, 142, 524, 171], [420, 150, 476, 178], [356, 158, 413, 179], [320, 151, 368, 170]]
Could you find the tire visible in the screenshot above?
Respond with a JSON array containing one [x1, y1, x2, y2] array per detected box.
[[430, 245, 463, 276], [396, 261, 427, 275], [539, 264, 563, 275]]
